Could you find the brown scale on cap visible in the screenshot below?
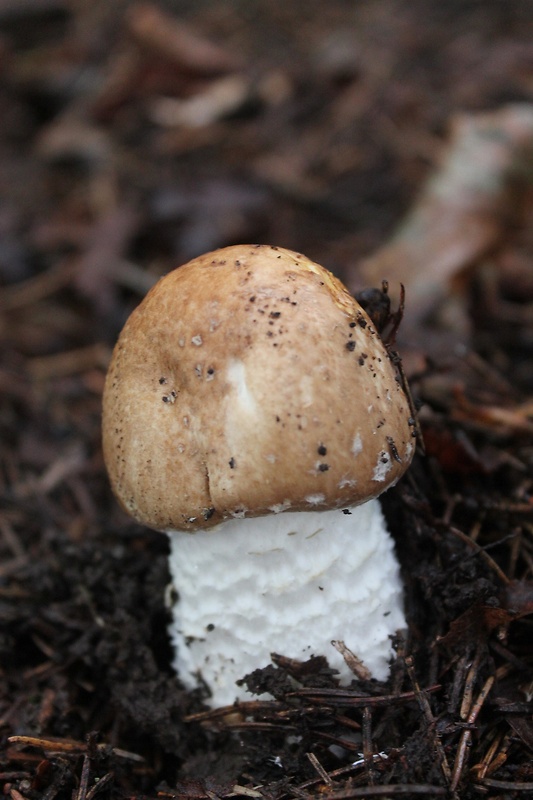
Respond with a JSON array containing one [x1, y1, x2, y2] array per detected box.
[[102, 244, 415, 531]]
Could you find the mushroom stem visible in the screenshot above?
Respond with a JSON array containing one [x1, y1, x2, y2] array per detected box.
[[167, 498, 405, 707]]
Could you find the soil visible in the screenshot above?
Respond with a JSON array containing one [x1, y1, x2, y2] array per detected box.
[[1, 2, 533, 799]]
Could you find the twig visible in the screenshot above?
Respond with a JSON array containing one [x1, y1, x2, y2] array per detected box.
[[404, 657, 453, 790], [75, 752, 91, 800], [8, 736, 89, 753], [473, 731, 510, 781], [459, 647, 482, 720], [450, 675, 495, 792], [447, 525, 511, 586], [478, 778, 533, 792], [7, 736, 143, 762], [295, 785, 447, 797], [27, 344, 110, 380], [0, 259, 75, 311], [184, 700, 284, 723], [292, 752, 399, 794], [305, 753, 332, 786], [447, 650, 475, 715], [86, 772, 114, 800], [362, 707, 374, 784], [287, 685, 441, 707]]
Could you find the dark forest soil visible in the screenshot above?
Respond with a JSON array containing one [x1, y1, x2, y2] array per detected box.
[[1, 2, 533, 799]]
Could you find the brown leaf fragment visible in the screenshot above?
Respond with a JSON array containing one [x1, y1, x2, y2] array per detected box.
[[438, 602, 512, 649], [270, 652, 331, 679], [421, 422, 490, 474]]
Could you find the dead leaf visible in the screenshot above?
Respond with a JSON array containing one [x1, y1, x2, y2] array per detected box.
[[452, 386, 533, 436], [126, 3, 241, 76], [438, 602, 512, 649], [357, 105, 533, 328]]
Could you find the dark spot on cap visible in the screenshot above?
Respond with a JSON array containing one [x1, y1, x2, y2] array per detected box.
[[270, 311, 281, 318], [346, 341, 356, 351], [387, 436, 402, 463], [342, 509, 352, 515], [318, 463, 329, 472], [229, 457, 236, 469], [317, 444, 327, 456], [203, 507, 215, 520], [159, 377, 167, 384]]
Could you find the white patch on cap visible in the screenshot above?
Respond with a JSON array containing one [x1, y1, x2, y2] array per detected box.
[[372, 451, 392, 482], [231, 508, 248, 519], [305, 493, 325, 505], [299, 375, 315, 408], [351, 432, 363, 457], [338, 477, 356, 489], [227, 359, 256, 415], [191, 334, 203, 346], [268, 500, 292, 513]]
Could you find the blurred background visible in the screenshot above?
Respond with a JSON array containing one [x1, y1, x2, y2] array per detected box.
[[1, 1, 533, 796]]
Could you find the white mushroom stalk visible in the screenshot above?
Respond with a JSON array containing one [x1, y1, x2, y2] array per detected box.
[[102, 244, 416, 707], [168, 500, 405, 708]]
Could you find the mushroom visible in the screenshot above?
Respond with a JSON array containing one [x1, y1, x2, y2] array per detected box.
[[102, 244, 415, 707]]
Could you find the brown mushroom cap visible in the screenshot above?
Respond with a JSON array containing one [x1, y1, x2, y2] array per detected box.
[[102, 244, 415, 531]]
